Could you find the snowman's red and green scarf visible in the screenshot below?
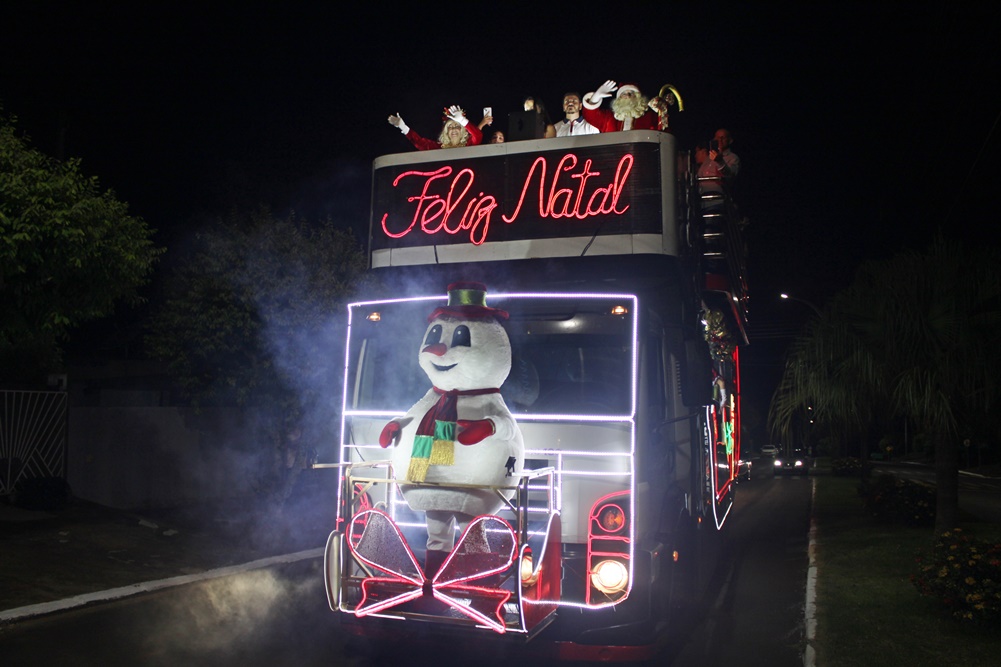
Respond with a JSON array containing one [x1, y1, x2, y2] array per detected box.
[[407, 386, 500, 482]]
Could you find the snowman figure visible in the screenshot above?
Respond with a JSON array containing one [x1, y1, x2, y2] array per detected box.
[[378, 282, 524, 575]]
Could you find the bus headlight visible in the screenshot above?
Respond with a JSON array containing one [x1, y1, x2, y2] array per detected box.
[[590, 559, 629, 595]]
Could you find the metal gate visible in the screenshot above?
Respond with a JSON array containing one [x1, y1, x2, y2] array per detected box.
[[0, 390, 68, 495]]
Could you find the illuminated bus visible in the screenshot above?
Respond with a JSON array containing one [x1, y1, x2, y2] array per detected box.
[[320, 130, 749, 660]]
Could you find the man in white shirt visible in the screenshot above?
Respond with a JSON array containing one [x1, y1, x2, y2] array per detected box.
[[554, 92, 600, 137]]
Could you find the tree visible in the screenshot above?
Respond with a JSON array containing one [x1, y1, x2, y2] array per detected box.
[[146, 207, 368, 503], [0, 111, 163, 384], [770, 237, 1001, 533]]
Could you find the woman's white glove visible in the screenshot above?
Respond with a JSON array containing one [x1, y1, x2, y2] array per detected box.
[[446, 105, 469, 127], [388, 113, 410, 135]]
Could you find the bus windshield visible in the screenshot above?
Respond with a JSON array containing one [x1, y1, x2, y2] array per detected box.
[[345, 295, 636, 417]]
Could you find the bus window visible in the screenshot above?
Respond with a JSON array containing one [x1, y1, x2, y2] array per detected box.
[[642, 334, 666, 423], [506, 332, 631, 415]]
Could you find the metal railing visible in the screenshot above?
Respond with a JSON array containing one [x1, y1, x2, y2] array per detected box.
[[0, 390, 68, 495]]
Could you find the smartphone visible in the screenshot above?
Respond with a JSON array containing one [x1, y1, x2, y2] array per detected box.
[[483, 107, 492, 118], [709, 139, 719, 152]]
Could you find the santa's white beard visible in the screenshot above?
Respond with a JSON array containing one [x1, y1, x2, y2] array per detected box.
[[612, 95, 649, 121]]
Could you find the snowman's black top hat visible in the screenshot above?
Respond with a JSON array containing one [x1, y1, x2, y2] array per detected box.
[[428, 281, 509, 322]]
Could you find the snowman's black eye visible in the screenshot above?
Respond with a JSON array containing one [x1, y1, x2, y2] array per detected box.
[[424, 325, 443, 346], [451, 325, 471, 347]]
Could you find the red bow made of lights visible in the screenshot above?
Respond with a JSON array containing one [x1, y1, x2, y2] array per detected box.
[[347, 509, 516, 633]]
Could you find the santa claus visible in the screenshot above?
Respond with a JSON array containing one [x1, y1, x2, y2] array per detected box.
[[581, 80, 668, 133]]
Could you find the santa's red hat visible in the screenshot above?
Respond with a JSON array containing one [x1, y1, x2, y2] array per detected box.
[[616, 84, 641, 98], [428, 282, 509, 322]]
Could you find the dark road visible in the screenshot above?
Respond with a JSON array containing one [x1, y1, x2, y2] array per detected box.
[[0, 461, 814, 666], [670, 463, 813, 665]]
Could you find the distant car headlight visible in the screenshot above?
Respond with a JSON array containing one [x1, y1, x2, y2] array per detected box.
[[794, 460, 804, 467], [774, 459, 783, 467]]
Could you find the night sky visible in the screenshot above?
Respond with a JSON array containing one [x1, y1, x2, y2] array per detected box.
[[3, 3, 999, 426]]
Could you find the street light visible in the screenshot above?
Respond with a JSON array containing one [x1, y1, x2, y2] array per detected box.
[[780, 293, 822, 317]]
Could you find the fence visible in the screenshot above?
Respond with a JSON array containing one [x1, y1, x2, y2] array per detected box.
[[0, 390, 68, 495]]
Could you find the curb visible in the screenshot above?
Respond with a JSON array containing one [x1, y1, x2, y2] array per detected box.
[[0, 547, 323, 625], [804, 477, 818, 667]]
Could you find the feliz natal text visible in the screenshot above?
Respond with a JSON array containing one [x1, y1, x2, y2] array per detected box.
[[380, 153, 634, 245]]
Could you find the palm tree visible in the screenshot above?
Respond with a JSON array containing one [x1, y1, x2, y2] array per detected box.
[[770, 237, 1001, 533]]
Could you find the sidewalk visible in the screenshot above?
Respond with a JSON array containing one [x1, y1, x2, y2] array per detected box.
[[0, 487, 334, 618]]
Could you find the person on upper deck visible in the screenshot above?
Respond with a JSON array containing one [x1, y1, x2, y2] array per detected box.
[[523, 95, 557, 138], [694, 144, 725, 197], [477, 112, 495, 133], [709, 128, 740, 177], [581, 80, 666, 132], [387, 106, 483, 150], [554, 92, 600, 137]]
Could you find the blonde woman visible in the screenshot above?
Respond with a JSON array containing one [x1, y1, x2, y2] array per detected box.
[[388, 105, 483, 150]]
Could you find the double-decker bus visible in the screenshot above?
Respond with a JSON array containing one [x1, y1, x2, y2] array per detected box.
[[320, 129, 749, 661]]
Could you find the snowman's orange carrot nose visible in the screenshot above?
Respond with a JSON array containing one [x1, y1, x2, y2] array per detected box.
[[422, 343, 448, 356]]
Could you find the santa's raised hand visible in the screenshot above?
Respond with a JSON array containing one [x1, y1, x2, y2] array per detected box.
[[593, 80, 618, 101]]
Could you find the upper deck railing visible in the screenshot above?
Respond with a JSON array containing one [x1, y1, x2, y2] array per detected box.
[[369, 131, 678, 268]]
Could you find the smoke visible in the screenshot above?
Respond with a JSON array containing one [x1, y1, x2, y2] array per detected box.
[[167, 210, 359, 561], [256, 281, 350, 469], [149, 205, 364, 541], [137, 562, 332, 665]]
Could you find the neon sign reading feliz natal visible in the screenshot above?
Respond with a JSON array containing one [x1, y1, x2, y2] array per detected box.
[[380, 153, 635, 245]]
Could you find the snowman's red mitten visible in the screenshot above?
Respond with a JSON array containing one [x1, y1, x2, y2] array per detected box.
[[457, 418, 495, 445], [379, 421, 402, 448]]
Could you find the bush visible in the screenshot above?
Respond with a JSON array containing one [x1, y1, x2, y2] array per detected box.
[[859, 473, 935, 526], [830, 457, 862, 476], [912, 528, 1001, 624]]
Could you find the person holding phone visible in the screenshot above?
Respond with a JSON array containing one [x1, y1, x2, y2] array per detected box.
[[478, 107, 495, 132], [522, 96, 557, 138]]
